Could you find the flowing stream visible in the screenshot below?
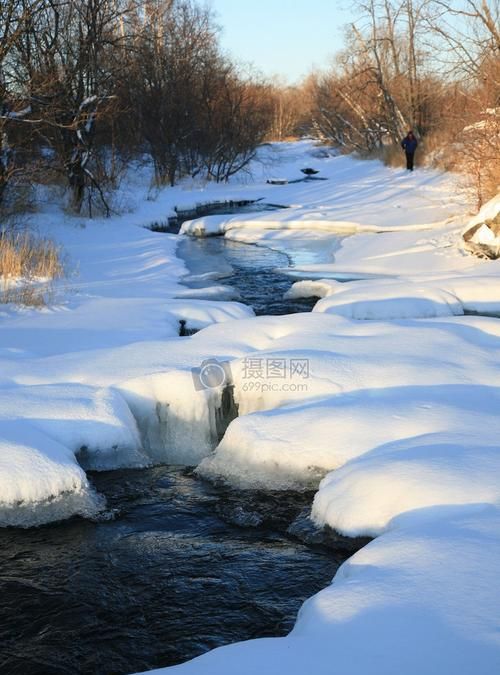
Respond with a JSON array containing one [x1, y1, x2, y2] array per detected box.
[[0, 469, 361, 675], [0, 208, 357, 675], [177, 236, 320, 315]]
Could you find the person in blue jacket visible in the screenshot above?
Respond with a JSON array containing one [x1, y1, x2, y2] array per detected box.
[[401, 130, 418, 171]]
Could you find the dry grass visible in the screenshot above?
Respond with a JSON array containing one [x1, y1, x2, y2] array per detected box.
[[383, 143, 408, 168], [360, 131, 499, 209], [354, 131, 458, 170], [362, 141, 429, 169], [354, 143, 419, 168], [0, 231, 65, 306]]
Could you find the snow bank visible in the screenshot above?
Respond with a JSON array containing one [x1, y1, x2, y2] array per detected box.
[[286, 275, 500, 320], [433, 275, 500, 315], [313, 438, 500, 537], [312, 281, 463, 319], [197, 406, 329, 489], [462, 193, 500, 258], [180, 211, 455, 239], [199, 383, 500, 490], [0, 383, 146, 526], [0, 384, 145, 470], [197, 312, 500, 489], [0, 422, 104, 528]]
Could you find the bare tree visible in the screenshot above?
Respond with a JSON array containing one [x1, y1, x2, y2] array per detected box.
[[1, 0, 128, 213], [0, 1, 46, 206], [429, 0, 499, 79], [200, 74, 272, 182]]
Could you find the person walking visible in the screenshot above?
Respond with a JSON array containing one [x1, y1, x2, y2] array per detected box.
[[401, 130, 418, 171]]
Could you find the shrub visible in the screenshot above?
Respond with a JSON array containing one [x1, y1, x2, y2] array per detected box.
[[0, 231, 65, 306]]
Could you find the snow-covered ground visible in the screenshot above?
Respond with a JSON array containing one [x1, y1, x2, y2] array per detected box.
[[2, 140, 500, 674]]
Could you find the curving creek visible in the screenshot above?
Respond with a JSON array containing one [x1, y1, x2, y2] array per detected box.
[[0, 207, 360, 675]]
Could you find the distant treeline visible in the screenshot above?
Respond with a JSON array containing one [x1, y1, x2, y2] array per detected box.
[[1, 0, 498, 216], [0, 0, 277, 214]]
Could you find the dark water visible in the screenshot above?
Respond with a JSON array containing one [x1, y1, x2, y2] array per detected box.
[[0, 467, 357, 675], [175, 201, 322, 316], [178, 237, 318, 315]]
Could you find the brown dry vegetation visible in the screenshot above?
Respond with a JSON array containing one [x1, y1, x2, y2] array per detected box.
[[282, 1, 500, 206], [0, 231, 65, 306]]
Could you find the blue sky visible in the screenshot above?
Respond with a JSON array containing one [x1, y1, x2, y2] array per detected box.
[[210, 1, 355, 83]]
